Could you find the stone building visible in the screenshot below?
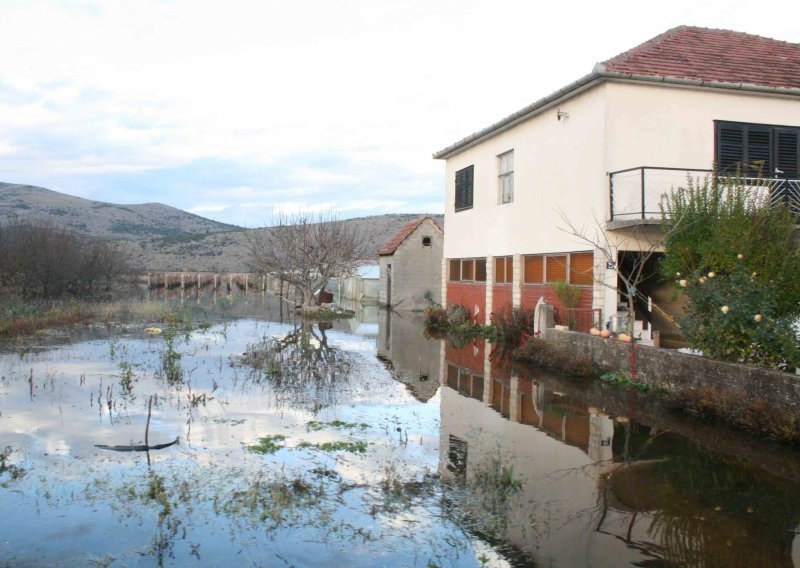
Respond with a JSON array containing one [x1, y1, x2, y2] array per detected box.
[[378, 215, 443, 310]]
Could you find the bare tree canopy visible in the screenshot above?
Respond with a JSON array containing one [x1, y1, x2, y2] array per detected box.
[[245, 210, 370, 308]]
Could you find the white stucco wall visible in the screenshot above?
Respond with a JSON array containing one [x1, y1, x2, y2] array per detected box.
[[443, 84, 609, 260]]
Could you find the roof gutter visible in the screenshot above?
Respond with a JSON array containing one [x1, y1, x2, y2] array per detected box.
[[433, 68, 800, 160]]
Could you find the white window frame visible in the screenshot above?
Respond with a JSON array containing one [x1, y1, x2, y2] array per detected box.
[[498, 150, 514, 204]]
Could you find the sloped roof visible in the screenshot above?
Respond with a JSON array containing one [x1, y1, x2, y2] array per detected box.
[[379, 215, 442, 256], [599, 26, 800, 90], [434, 26, 800, 159]]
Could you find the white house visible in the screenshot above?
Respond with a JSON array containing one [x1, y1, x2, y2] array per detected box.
[[434, 26, 800, 339]]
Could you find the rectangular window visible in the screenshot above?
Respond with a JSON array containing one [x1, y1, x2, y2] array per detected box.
[[461, 259, 474, 281], [448, 258, 486, 282], [494, 256, 513, 284], [523, 255, 543, 284], [455, 165, 474, 211], [569, 252, 594, 286], [498, 151, 514, 204], [523, 253, 593, 286], [545, 255, 567, 283], [715, 121, 800, 179], [449, 259, 461, 282], [475, 258, 487, 282]]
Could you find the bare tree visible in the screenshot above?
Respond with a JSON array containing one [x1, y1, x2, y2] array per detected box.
[[245, 210, 370, 310]]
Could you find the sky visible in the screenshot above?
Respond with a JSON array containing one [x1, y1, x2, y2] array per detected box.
[[1, 0, 798, 227]]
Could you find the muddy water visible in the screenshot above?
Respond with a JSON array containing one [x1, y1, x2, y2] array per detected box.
[[0, 299, 799, 566]]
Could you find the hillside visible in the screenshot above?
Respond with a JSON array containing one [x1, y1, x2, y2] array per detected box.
[[120, 214, 444, 272], [0, 182, 443, 272], [0, 183, 239, 240]]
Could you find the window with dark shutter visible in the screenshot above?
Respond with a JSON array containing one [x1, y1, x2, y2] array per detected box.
[[776, 129, 799, 180], [455, 165, 474, 211], [715, 121, 800, 179]]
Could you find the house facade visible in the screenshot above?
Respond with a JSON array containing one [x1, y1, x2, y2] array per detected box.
[[434, 26, 800, 335], [378, 215, 444, 310]]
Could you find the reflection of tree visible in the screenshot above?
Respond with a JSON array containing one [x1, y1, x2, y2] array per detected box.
[[239, 322, 354, 412]]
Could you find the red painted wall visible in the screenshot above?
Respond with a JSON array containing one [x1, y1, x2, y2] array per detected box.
[[446, 282, 488, 324], [491, 284, 513, 317], [445, 339, 486, 376]]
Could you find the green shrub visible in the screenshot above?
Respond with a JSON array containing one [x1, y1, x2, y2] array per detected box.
[[676, 259, 800, 371]]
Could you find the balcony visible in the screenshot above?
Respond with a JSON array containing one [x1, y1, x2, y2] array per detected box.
[[608, 166, 800, 229]]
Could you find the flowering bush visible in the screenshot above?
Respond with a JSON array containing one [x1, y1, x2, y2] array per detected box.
[[679, 258, 800, 371]]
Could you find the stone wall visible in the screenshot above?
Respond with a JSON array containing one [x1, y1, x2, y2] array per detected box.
[[378, 218, 443, 310], [544, 329, 800, 408]]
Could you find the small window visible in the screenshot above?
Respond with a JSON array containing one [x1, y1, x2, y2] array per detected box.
[[422, 236, 432, 247], [475, 258, 487, 282], [455, 165, 474, 211], [498, 151, 514, 204], [524, 255, 543, 284], [569, 252, 594, 286], [494, 256, 513, 284], [449, 259, 461, 282], [448, 258, 487, 282], [461, 259, 474, 281], [545, 256, 567, 283]]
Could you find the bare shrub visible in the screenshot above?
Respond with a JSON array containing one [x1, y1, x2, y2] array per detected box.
[[0, 220, 131, 298]]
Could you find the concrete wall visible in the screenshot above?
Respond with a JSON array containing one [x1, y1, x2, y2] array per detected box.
[[544, 328, 800, 408], [378, 218, 443, 310]]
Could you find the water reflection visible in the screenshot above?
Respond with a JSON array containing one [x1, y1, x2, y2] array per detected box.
[[378, 309, 442, 402], [3, 300, 800, 566], [441, 337, 800, 567]]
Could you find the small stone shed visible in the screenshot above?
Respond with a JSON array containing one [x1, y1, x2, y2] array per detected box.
[[378, 216, 443, 310]]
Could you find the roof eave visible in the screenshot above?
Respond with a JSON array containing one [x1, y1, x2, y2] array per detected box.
[[433, 70, 800, 161], [432, 71, 603, 160]]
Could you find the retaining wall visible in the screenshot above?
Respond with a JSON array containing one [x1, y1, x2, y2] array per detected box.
[[544, 328, 800, 408]]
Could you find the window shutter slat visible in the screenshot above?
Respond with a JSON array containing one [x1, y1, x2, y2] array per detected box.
[[776, 130, 799, 179], [546, 256, 567, 283], [746, 128, 772, 177], [718, 125, 744, 175], [523, 256, 543, 284], [569, 252, 594, 286]]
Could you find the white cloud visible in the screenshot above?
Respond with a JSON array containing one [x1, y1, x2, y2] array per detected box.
[[1, 0, 798, 223]]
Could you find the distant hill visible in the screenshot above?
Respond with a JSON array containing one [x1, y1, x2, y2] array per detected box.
[[119, 214, 444, 272], [0, 182, 443, 272], [0, 183, 239, 240]]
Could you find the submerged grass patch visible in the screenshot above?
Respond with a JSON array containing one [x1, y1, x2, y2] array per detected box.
[[298, 440, 369, 453], [306, 420, 369, 431], [247, 434, 288, 454]]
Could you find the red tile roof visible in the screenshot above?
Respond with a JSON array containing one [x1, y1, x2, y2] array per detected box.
[[379, 215, 442, 256], [599, 26, 800, 90]]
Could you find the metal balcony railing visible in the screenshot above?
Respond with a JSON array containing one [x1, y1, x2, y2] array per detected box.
[[608, 166, 800, 222]]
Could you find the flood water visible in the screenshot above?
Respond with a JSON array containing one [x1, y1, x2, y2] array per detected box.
[[1, 293, 800, 567]]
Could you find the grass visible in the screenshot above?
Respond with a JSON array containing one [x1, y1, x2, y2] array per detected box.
[[0, 300, 95, 338], [247, 434, 288, 454], [600, 371, 660, 393], [306, 420, 369, 431], [297, 440, 368, 453]]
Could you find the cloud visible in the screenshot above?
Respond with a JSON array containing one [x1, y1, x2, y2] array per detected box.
[[0, 0, 797, 226]]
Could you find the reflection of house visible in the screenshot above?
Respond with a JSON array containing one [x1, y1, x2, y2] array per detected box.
[[378, 216, 443, 310], [440, 339, 800, 566], [377, 310, 441, 402], [434, 27, 800, 337]]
